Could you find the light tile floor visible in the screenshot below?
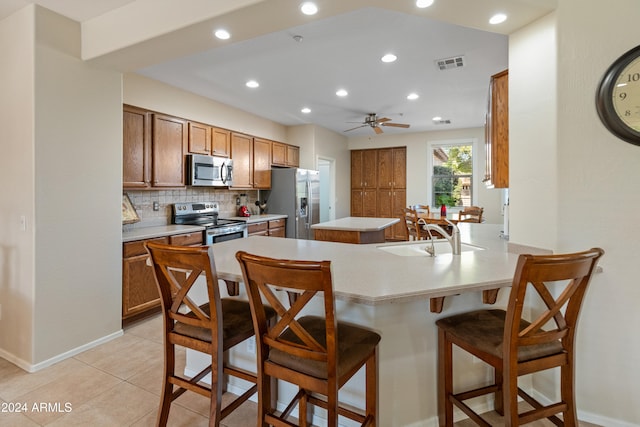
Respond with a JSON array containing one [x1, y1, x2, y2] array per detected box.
[[0, 314, 600, 427]]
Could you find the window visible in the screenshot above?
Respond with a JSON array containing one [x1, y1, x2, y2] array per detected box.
[[431, 143, 473, 208]]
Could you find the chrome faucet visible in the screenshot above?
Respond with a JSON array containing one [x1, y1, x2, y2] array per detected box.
[[417, 218, 462, 256]]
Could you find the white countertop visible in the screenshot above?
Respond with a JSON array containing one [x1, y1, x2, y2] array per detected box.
[[311, 216, 400, 231], [122, 225, 205, 243], [225, 214, 288, 223], [209, 223, 519, 305]]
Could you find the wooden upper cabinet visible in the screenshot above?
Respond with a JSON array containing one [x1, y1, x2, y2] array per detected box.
[[362, 150, 377, 188], [187, 121, 211, 154], [272, 141, 287, 166], [253, 138, 272, 189], [230, 132, 253, 188], [272, 142, 300, 167], [351, 150, 364, 188], [152, 114, 188, 187], [485, 69, 509, 188], [211, 127, 230, 157], [286, 145, 299, 167], [123, 105, 151, 188]]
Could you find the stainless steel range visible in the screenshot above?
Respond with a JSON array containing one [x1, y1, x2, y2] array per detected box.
[[172, 202, 247, 244]]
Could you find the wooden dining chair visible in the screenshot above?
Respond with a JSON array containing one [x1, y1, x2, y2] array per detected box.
[[436, 247, 604, 426], [236, 251, 381, 427], [458, 206, 484, 223], [145, 242, 275, 427], [403, 207, 429, 241], [414, 204, 431, 213]]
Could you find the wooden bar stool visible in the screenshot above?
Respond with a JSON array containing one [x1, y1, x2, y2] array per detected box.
[[145, 242, 275, 427], [236, 251, 381, 427], [436, 248, 603, 426]]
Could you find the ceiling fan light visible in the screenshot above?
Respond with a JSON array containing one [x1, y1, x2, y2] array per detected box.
[[300, 2, 318, 15]]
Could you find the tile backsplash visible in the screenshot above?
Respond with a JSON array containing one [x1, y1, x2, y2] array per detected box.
[[123, 188, 259, 231]]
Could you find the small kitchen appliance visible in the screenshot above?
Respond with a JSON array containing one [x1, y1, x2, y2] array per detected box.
[[172, 202, 247, 244]]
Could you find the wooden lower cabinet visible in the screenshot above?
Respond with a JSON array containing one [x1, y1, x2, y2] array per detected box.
[[122, 231, 203, 324], [247, 218, 286, 237]]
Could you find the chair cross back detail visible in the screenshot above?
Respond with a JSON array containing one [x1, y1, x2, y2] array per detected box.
[[236, 251, 381, 427], [436, 247, 604, 426], [242, 257, 335, 362], [145, 242, 266, 427]]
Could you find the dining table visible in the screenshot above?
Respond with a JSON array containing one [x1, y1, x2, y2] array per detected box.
[[416, 211, 459, 225]]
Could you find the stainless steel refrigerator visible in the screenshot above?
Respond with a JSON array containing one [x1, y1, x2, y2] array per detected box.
[[268, 168, 320, 239]]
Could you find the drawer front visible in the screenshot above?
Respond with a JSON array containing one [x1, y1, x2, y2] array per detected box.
[[170, 231, 203, 246], [268, 227, 286, 238], [248, 221, 268, 234], [123, 236, 169, 258], [268, 218, 286, 229]]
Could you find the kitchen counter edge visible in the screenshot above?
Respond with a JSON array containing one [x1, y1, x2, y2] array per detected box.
[[122, 225, 206, 243]]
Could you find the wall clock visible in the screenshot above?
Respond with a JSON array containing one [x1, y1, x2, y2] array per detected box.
[[596, 44, 640, 146]]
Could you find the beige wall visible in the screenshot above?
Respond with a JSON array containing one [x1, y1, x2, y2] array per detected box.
[[0, 5, 123, 369], [0, 5, 36, 366], [510, 2, 640, 425]]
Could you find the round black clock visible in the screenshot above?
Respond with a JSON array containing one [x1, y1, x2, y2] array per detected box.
[[596, 44, 640, 146]]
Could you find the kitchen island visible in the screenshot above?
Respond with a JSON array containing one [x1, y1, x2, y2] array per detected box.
[[311, 216, 400, 244], [189, 224, 520, 426]]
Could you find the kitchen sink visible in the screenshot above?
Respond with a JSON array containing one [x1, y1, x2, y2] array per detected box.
[[377, 241, 485, 256]]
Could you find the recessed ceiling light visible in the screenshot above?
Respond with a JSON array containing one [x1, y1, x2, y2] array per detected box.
[[214, 29, 230, 40], [407, 93, 419, 100], [381, 53, 397, 63], [489, 13, 507, 25], [301, 107, 311, 114], [432, 116, 442, 121], [300, 2, 318, 15], [246, 80, 259, 88], [416, 0, 435, 8], [336, 89, 348, 97]]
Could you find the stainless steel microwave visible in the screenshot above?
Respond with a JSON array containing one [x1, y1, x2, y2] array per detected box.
[[187, 154, 233, 187]]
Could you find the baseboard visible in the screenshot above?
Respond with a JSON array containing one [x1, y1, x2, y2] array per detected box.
[[532, 390, 636, 427], [0, 329, 124, 373]]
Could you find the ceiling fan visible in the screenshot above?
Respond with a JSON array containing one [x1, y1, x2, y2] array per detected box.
[[344, 113, 410, 134]]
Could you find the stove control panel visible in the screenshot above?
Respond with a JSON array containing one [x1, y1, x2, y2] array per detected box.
[[173, 202, 219, 215]]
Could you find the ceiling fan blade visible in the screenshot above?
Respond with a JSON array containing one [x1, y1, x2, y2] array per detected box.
[[344, 124, 367, 132], [376, 117, 391, 124], [373, 126, 384, 134], [382, 122, 410, 128]]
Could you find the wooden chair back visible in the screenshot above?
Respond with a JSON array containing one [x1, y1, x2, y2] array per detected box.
[[458, 206, 484, 223], [505, 248, 604, 362], [147, 243, 222, 348], [236, 251, 337, 370], [413, 204, 430, 213], [236, 251, 380, 426], [403, 207, 426, 241]]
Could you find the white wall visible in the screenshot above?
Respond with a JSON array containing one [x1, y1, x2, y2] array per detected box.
[[348, 128, 504, 224], [511, 3, 640, 425], [0, 6, 36, 366]]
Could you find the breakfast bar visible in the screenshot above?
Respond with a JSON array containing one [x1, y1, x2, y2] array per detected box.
[[187, 223, 519, 426]]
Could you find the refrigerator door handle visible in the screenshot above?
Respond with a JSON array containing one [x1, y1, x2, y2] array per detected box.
[[306, 180, 312, 228]]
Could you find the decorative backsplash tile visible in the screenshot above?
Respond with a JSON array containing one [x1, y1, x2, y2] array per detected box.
[[122, 188, 258, 231]]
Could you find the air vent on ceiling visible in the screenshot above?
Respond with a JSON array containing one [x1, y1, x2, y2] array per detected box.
[[435, 55, 465, 71]]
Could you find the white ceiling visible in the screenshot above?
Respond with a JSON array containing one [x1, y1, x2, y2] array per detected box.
[[0, 1, 555, 136]]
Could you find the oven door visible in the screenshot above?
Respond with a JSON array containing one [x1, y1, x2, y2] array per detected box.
[[205, 226, 247, 245]]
